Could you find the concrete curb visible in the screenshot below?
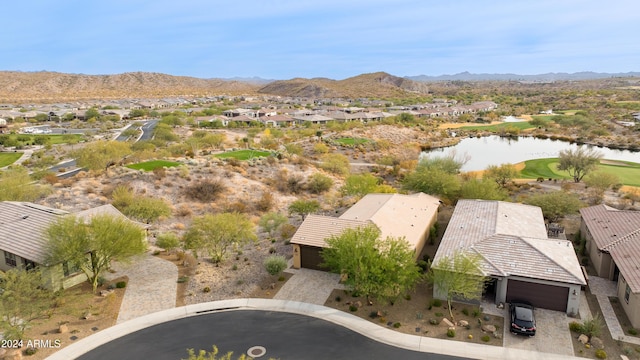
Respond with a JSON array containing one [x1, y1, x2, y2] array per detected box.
[[46, 299, 579, 360]]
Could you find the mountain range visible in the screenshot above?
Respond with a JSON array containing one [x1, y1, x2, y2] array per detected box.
[[1, 70, 638, 102]]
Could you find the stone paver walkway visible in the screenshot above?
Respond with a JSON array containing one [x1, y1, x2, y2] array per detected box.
[[274, 267, 345, 305], [589, 276, 640, 345], [106, 253, 178, 324]]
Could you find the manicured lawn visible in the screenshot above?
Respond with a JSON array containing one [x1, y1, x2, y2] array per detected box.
[[126, 160, 180, 171], [35, 134, 83, 145], [334, 137, 370, 145], [457, 122, 534, 131], [0, 152, 22, 167], [215, 150, 272, 160], [519, 158, 640, 186]]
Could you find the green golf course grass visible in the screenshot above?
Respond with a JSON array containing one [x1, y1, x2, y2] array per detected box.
[[215, 150, 272, 160], [334, 137, 370, 145], [126, 160, 181, 171], [519, 158, 640, 186], [456, 121, 534, 131], [0, 152, 23, 167]]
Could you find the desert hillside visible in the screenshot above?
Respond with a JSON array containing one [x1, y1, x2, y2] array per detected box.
[[0, 71, 260, 102], [258, 72, 430, 98]]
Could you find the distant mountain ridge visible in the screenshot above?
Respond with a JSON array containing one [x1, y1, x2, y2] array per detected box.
[[407, 71, 640, 82], [258, 72, 429, 98]]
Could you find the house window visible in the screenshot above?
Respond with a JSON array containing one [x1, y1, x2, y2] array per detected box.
[[625, 284, 631, 304], [22, 258, 37, 271], [62, 262, 80, 277], [4, 251, 17, 267]]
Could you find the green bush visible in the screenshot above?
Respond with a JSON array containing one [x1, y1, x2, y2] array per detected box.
[[429, 319, 439, 325], [156, 232, 180, 252], [264, 255, 287, 275], [629, 328, 638, 336], [569, 321, 582, 333], [595, 349, 607, 359], [349, 305, 358, 312], [481, 335, 491, 342], [472, 308, 481, 318], [177, 276, 189, 283], [581, 314, 604, 338], [115, 281, 127, 289], [431, 299, 442, 307], [462, 308, 469, 316], [435, 312, 444, 317], [203, 286, 211, 293], [393, 322, 401, 328], [25, 347, 37, 355], [447, 328, 456, 337]]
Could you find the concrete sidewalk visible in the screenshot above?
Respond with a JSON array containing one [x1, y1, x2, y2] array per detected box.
[[274, 267, 346, 304], [589, 276, 640, 345]]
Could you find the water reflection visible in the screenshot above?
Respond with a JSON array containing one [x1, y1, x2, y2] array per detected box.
[[422, 135, 640, 171]]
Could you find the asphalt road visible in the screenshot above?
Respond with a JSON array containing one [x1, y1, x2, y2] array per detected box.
[[77, 310, 465, 360]]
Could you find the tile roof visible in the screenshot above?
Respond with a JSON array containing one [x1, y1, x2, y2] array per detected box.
[[290, 214, 371, 247], [340, 193, 441, 249], [581, 205, 640, 291], [435, 199, 585, 285], [580, 204, 640, 250], [0, 202, 69, 263], [290, 193, 440, 250]]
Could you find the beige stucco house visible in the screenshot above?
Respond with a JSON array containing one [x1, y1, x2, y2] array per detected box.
[[433, 200, 586, 314], [580, 204, 640, 327], [0, 201, 144, 290], [290, 193, 441, 270]]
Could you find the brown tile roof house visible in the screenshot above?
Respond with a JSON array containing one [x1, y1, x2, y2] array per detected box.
[[580, 204, 640, 327], [0, 202, 142, 290], [290, 193, 440, 270], [433, 200, 585, 314]]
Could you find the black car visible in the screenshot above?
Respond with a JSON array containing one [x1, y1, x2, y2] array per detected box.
[[510, 302, 536, 336]]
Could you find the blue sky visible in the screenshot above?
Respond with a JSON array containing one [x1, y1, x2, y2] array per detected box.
[[2, 0, 638, 79]]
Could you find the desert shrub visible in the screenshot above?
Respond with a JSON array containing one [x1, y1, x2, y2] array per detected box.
[[279, 223, 297, 240], [307, 173, 334, 194], [111, 184, 134, 209], [431, 299, 442, 307], [284, 143, 303, 156], [264, 255, 287, 275], [404, 294, 412, 301], [349, 305, 358, 312], [116, 281, 127, 288], [231, 264, 238, 271], [203, 286, 211, 293], [123, 197, 172, 223], [286, 174, 305, 194], [472, 308, 481, 318], [393, 322, 401, 328], [42, 173, 59, 185], [581, 314, 604, 338], [24, 347, 38, 355], [320, 153, 350, 176], [417, 260, 429, 273], [595, 349, 607, 359], [255, 192, 274, 212], [569, 321, 582, 333], [156, 232, 180, 252], [429, 319, 439, 325], [481, 335, 491, 342], [335, 295, 342, 302], [175, 204, 193, 217], [462, 308, 469, 316], [313, 142, 329, 154], [369, 311, 379, 319], [153, 167, 166, 179], [177, 276, 189, 283], [226, 201, 250, 213], [629, 328, 638, 336], [184, 179, 226, 202], [278, 275, 285, 281], [447, 328, 456, 337]]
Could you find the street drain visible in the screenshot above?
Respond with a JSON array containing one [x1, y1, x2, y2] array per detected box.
[[247, 346, 266, 358]]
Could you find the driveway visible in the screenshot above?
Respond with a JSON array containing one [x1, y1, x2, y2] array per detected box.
[[503, 307, 574, 357]]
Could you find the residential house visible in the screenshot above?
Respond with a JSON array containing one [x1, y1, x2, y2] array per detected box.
[[0, 202, 145, 290], [580, 204, 640, 327], [259, 114, 295, 127], [433, 200, 586, 314], [290, 193, 440, 270]]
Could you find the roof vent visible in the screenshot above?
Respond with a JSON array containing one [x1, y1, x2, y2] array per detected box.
[[22, 214, 29, 219]]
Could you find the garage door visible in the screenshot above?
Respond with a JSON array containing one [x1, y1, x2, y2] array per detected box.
[[300, 245, 326, 271], [506, 279, 569, 312]]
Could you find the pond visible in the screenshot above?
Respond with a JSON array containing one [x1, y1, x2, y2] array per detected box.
[[422, 135, 640, 172]]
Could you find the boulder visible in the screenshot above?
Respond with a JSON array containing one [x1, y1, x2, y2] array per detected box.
[[590, 336, 604, 349], [354, 301, 363, 308], [441, 318, 455, 327], [482, 324, 496, 333], [578, 334, 589, 344], [83, 312, 92, 320], [58, 324, 69, 334], [457, 320, 469, 327]]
